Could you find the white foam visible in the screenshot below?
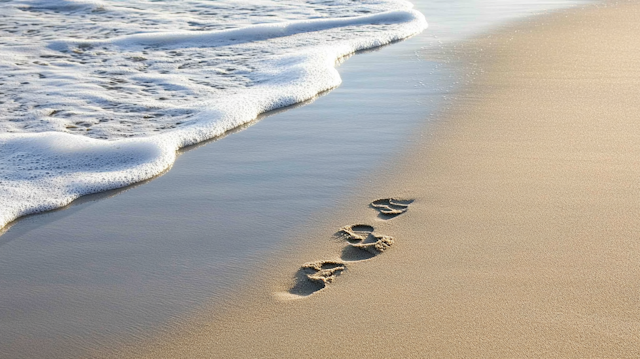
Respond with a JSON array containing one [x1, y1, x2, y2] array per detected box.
[[0, 132, 176, 228], [0, 0, 426, 228], [49, 10, 424, 50]]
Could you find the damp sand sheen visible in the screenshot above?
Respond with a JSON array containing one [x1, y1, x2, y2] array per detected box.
[[112, 1, 640, 358]]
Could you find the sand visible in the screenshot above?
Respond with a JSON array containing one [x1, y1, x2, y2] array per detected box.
[[119, 1, 640, 357]]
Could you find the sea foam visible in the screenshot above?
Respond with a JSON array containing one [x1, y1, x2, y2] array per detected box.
[[0, 0, 426, 228]]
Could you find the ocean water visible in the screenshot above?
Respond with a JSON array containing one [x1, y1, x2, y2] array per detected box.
[[0, 0, 590, 358], [0, 0, 426, 228]]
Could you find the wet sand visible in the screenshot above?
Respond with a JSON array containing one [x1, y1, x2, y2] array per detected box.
[[0, 19, 453, 359], [121, 1, 640, 357]]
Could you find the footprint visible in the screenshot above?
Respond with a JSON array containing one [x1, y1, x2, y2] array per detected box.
[[370, 198, 414, 219], [284, 198, 411, 299], [338, 224, 375, 243], [337, 224, 394, 261], [288, 260, 346, 297]]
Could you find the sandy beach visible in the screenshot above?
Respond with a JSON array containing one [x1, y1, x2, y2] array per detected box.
[[115, 1, 640, 357]]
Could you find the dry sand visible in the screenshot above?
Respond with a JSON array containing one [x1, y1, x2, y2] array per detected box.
[[120, 1, 640, 357]]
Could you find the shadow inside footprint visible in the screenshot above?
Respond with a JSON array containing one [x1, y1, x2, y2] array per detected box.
[[338, 224, 374, 243], [336, 224, 394, 261], [288, 260, 346, 297], [341, 245, 376, 261], [370, 198, 414, 219]]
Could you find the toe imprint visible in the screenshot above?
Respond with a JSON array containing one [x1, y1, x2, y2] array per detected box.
[[288, 260, 346, 297], [337, 224, 374, 243], [302, 260, 346, 285], [337, 224, 394, 255], [370, 198, 414, 218]]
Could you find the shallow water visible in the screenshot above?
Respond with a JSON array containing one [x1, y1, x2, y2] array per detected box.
[[0, 0, 590, 357], [0, 0, 425, 228]]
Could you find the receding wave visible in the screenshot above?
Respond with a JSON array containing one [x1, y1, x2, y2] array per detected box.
[[0, 0, 426, 228]]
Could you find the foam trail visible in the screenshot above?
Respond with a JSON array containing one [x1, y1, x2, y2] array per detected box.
[[50, 10, 424, 50], [0, 1, 427, 229]]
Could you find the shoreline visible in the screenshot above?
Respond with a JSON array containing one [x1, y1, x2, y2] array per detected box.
[[120, 1, 640, 357], [0, 4, 428, 231], [0, 16, 449, 359]]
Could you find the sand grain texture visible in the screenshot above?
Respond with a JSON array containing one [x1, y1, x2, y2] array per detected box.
[[123, 1, 640, 358]]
